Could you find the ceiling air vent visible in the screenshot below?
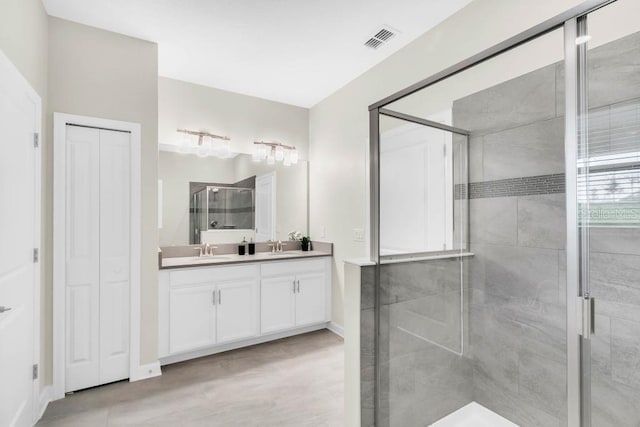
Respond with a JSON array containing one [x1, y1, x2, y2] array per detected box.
[[364, 26, 397, 50]]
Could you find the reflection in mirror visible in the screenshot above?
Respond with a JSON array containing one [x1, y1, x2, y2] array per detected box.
[[159, 151, 308, 246], [189, 181, 255, 244], [380, 113, 465, 256]]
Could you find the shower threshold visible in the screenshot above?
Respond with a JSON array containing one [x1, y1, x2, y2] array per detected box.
[[430, 402, 519, 427]]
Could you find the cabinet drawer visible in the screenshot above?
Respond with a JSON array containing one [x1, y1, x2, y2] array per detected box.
[[169, 264, 258, 287], [260, 258, 326, 277]]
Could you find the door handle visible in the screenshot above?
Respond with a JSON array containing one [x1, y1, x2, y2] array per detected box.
[[218, 290, 222, 305], [0, 306, 12, 313], [212, 290, 216, 306], [296, 280, 300, 293], [293, 280, 296, 293]]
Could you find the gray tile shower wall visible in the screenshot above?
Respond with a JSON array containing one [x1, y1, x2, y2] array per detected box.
[[361, 31, 640, 427], [360, 266, 375, 427], [376, 258, 473, 426], [453, 48, 569, 427], [451, 30, 640, 427]]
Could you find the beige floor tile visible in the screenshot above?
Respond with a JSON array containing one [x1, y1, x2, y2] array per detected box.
[[37, 330, 344, 427]]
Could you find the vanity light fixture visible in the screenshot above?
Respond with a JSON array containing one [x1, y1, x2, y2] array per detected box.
[[177, 128, 232, 158], [252, 141, 298, 166]]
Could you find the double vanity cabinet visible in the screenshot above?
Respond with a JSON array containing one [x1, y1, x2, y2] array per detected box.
[[158, 254, 331, 364]]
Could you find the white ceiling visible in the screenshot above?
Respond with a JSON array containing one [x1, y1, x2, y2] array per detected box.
[[42, 0, 472, 108]]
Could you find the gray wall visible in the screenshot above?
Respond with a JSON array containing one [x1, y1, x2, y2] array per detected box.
[[159, 77, 309, 158], [48, 17, 160, 365]]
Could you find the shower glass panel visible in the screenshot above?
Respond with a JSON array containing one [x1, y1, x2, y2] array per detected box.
[[580, 0, 640, 424], [190, 188, 207, 244], [375, 27, 568, 427]]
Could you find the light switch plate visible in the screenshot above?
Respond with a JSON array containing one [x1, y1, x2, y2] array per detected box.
[[353, 228, 364, 242]]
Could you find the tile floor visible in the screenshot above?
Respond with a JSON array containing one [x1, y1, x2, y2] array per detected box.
[[38, 330, 344, 427]]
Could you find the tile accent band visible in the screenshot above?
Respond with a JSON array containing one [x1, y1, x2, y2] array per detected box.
[[455, 173, 566, 199]]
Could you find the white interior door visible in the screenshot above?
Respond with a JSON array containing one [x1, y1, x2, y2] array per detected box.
[[216, 280, 259, 344], [255, 173, 275, 242], [65, 126, 131, 392], [0, 53, 39, 427]]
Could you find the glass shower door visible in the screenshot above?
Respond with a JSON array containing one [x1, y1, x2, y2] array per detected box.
[[578, 1, 640, 425]]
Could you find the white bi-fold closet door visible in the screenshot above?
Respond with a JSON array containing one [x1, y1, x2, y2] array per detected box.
[[65, 124, 131, 392]]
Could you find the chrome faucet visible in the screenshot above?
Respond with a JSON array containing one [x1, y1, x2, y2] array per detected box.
[[199, 243, 217, 257]]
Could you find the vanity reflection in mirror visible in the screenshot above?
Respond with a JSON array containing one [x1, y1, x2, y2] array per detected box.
[[159, 150, 308, 246]]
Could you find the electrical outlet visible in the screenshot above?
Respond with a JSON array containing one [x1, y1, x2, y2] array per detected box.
[[320, 226, 326, 239], [353, 228, 364, 242]]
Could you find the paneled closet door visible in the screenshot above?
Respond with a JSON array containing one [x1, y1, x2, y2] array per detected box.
[[98, 129, 130, 384], [65, 125, 101, 392], [65, 126, 131, 392]]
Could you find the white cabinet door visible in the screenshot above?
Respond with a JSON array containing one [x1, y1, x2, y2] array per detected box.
[[216, 280, 259, 344], [295, 272, 326, 326], [261, 275, 296, 334], [169, 285, 216, 354]]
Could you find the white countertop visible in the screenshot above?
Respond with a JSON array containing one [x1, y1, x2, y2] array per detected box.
[[160, 250, 332, 269]]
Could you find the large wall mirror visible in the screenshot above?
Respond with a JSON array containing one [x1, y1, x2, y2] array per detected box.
[[159, 151, 308, 246]]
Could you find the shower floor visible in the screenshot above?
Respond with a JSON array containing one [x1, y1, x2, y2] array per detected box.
[[429, 402, 519, 427]]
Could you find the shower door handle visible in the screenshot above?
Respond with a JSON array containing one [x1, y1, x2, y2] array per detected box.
[[578, 296, 594, 339]]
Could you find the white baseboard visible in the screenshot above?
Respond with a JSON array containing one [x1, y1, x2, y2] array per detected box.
[[37, 385, 53, 421], [130, 361, 162, 382], [327, 321, 344, 338]]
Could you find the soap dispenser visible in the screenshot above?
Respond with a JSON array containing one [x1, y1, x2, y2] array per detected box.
[[238, 236, 247, 255], [248, 238, 255, 255]]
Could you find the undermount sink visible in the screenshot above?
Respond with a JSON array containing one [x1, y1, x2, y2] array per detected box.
[[177, 255, 236, 262], [203, 255, 236, 261], [266, 250, 303, 256]]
